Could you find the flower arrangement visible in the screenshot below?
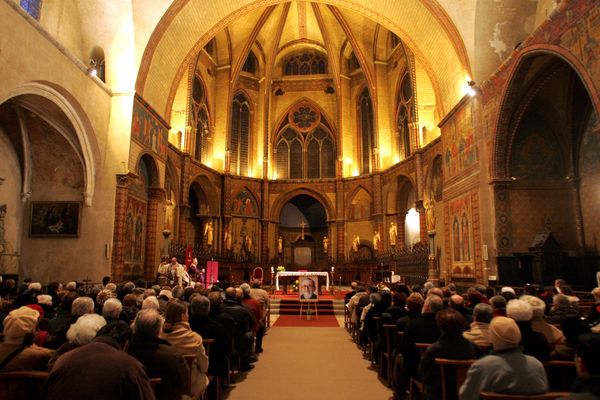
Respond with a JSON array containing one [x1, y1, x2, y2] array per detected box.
[[276, 265, 286, 272]]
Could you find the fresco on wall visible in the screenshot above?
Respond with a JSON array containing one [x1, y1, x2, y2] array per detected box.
[[474, 0, 537, 81], [560, 5, 600, 71], [125, 196, 146, 262], [428, 157, 443, 202], [448, 194, 473, 275], [444, 104, 478, 180], [580, 113, 600, 175], [131, 97, 169, 159], [231, 190, 258, 217], [350, 187, 372, 220], [510, 115, 564, 180]]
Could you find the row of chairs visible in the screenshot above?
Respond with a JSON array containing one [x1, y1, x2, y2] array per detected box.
[[344, 307, 576, 400]]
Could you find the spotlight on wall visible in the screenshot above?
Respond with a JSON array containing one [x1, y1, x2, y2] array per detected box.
[[87, 59, 98, 77], [467, 80, 477, 97]]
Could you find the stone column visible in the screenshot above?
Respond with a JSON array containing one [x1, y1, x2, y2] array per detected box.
[[111, 173, 133, 282], [178, 205, 190, 246], [415, 200, 427, 243], [145, 188, 165, 279]]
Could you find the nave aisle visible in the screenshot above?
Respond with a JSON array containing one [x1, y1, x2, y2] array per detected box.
[[226, 326, 393, 400]]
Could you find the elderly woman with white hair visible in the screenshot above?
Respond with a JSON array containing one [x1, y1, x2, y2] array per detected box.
[[520, 295, 563, 347], [506, 299, 549, 361], [48, 313, 107, 370], [102, 298, 123, 324]]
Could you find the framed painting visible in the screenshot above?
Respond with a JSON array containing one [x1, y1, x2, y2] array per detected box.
[[30, 202, 81, 237]]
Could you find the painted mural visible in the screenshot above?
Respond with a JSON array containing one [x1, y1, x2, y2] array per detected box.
[[131, 97, 169, 159], [448, 194, 474, 277], [510, 114, 564, 180], [231, 190, 258, 217], [443, 104, 478, 180], [124, 196, 146, 262], [349, 187, 372, 221]]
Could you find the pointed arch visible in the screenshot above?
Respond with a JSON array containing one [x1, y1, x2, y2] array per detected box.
[[3, 81, 98, 206], [228, 91, 252, 176]]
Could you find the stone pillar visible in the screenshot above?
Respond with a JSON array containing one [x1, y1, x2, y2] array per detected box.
[[398, 214, 406, 249], [336, 221, 345, 263], [415, 200, 427, 243], [178, 205, 190, 246], [111, 173, 133, 282], [145, 188, 165, 279], [427, 230, 439, 286]]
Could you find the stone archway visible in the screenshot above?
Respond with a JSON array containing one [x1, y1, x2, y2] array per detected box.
[[278, 194, 328, 269]]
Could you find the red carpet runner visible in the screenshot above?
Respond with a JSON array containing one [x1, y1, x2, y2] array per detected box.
[[272, 314, 340, 327]]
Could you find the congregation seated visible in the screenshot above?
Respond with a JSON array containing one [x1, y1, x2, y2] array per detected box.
[[449, 294, 473, 324], [506, 299, 549, 362], [418, 308, 484, 400], [0, 306, 52, 371], [547, 294, 580, 325], [564, 332, 600, 399], [551, 316, 589, 361], [459, 316, 549, 399], [221, 287, 256, 371], [44, 321, 155, 400], [127, 308, 191, 400], [240, 283, 265, 354], [102, 297, 123, 324], [159, 300, 209, 397], [521, 295, 564, 348], [490, 295, 507, 318], [48, 313, 106, 370], [395, 292, 424, 333], [585, 287, 600, 327], [189, 293, 231, 378], [463, 303, 493, 347], [392, 294, 443, 396], [381, 292, 407, 324]]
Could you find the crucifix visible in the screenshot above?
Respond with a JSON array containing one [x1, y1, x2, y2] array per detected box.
[[300, 221, 306, 240]]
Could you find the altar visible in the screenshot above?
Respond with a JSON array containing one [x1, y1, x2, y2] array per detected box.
[[275, 271, 330, 292]]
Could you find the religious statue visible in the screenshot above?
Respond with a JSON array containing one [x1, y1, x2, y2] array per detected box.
[[426, 193, 436, 232], [389, 222, 397, 246], [204, 220, 214, 246], [245, 234, 253, 253], [323, 235, 329, 254], [224, 228, 232, 251], [373, 231, 381, 251], [277, 236, 283, 254], [352, 234, 360, 252]]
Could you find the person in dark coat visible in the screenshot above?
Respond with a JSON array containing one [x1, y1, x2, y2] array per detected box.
[[419, 308, 484, 400], [189, 294, 231, 378], [44, 321, 155, 400], [127, 309, 190, 400], [392, 295, 443, 399], [562, 332, 600, 399]]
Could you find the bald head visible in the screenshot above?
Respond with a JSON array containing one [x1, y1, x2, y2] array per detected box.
[[225, 287, 237, 300]]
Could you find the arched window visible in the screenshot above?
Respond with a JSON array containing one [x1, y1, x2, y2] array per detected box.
[[358, 88, 374, 174], [284, 51, 327, 76], [229, 93, 251, 175], [396, 73, 414, 159], [274, 126, 335, 180], [190, 75, 211, 163], [20, 0, 42, 20], [242, 51, 258, 75]]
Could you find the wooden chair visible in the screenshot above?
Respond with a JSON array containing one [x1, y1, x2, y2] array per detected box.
[[0, 370, 48, 400], [543, 360, 576, 391], [200, 338, 221, 400], [435, 358, 476, 400], [408, 343, 432, 400], [379, 324, 396, 386], [480, 392, 570, 399]]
